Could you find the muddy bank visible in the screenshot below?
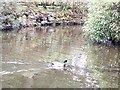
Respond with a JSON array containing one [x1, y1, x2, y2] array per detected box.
[[0, 2, 87, 31]]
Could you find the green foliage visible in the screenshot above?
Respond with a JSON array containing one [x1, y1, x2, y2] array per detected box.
[[84, 1, 120, 44]]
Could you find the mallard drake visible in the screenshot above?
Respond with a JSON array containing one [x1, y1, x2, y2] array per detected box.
[[49, 60, 67, 70]]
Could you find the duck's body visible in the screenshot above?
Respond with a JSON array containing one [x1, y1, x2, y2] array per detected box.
[[51, 62, 65, 69], [49, 60, 67, 70]]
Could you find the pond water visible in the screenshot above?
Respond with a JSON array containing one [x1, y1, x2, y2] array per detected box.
[[1, 26, 119, 88]]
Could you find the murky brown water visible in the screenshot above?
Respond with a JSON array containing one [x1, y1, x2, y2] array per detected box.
[[1, 26, 119, 88]]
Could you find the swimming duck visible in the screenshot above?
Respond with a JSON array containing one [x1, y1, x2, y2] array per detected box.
[[49, 60, 68, 70]]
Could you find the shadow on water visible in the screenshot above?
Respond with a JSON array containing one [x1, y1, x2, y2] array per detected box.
[[1, 26, 119, 88]]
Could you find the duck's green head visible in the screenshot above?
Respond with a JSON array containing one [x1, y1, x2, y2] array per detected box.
[[63, 60, 67, 63]]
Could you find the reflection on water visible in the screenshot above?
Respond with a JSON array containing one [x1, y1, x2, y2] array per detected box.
[[1, 26, 119, 88]]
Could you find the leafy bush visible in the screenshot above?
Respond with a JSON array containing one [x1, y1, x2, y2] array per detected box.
[[84, 1, 120, 44]]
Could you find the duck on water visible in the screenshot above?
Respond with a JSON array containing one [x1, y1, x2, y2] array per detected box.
[[49, 60, 68, 70]]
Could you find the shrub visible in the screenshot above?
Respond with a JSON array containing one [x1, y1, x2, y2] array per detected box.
[[84, 1, 120, 44]]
